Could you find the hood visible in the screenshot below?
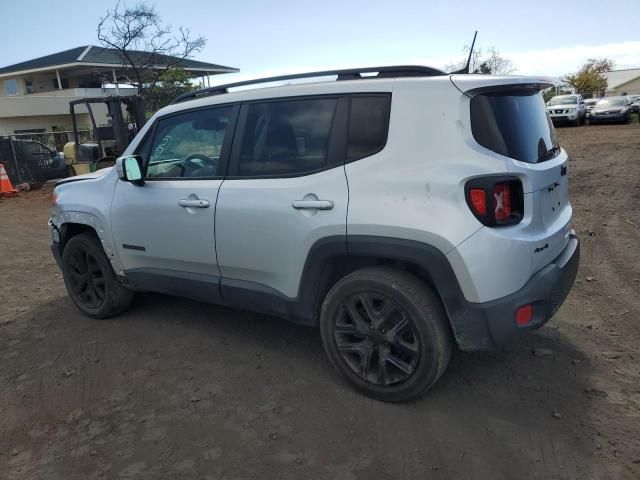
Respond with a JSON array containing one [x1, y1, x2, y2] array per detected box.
[[56, 166, 112, 186], [547, 103, 578, 109], [593, 105, 626, 113]]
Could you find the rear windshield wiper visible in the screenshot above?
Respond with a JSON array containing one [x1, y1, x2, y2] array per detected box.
[[538, 145, 561, 162]]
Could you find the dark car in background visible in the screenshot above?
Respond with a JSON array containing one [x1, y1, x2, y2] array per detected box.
[[0, 137, 68, 185], [584, 98, 598, 118], [589, 97, 631, 124], [629, 95, 640, 113]]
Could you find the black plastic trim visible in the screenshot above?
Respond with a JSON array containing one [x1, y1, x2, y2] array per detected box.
[[122, 244, 146, 251], [120, 234, 579, 351], [126, 268, 223, 304]]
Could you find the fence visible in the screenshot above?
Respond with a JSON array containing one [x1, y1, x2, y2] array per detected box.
[[0, 130, 92, 186]]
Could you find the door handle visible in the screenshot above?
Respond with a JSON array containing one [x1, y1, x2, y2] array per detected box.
[[178, 198, 210, 208], [292, 199, 334, 210]]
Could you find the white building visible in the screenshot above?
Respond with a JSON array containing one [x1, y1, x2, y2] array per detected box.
[[603, 68, 640, 97], [0, 45, 238, 135]]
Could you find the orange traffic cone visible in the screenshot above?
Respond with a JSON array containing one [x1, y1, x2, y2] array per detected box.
[[0, 163, 18, 198]]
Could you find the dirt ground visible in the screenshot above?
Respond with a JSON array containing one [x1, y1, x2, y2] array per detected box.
[[1, 122, 639, 480]]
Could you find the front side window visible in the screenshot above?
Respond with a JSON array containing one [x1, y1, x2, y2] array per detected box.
[[347, 95, 390, 161], [235, 98, 337, 177], [471, 90, 560, 164], [146, 106, 234, 179], [4, 79, 18, 96]]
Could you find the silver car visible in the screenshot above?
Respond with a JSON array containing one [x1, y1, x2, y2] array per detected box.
[[49, 67, 580, 401]]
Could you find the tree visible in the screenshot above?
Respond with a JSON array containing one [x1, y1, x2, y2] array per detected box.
[[444, 46, 515, 75], [97, 1, 206, 96], [562, 58, 614, 96], [143, 68, 197, 113]]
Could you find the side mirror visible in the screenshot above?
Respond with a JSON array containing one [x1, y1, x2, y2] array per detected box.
[[115, 155, 144, 185]]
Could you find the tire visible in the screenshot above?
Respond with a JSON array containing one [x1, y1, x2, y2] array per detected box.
[[320, 266, 452, 402], [573, 116, 580, 127], [61, 232, 134, 318]]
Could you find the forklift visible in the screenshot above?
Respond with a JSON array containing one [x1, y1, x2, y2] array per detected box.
[[64, 96, 145, 175]]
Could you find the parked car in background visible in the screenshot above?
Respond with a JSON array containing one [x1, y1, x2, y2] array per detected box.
[[590, 97, 631, 124], [628, 95, 640, 113], [0, 137, 67, 184], [49, 67, 580, 402], [584, 98, 598, 118], [546, 94, 586, 126]]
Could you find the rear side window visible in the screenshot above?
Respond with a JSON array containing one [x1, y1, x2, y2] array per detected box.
[[347, 95, 390, 161], [470, 90, 559, 163], [235, 98, 337, 177]]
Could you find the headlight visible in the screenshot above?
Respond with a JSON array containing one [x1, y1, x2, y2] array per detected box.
[[567, 108, 576, 113]]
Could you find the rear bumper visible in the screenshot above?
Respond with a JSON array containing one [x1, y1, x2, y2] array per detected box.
[[450, 233, 580, 351]]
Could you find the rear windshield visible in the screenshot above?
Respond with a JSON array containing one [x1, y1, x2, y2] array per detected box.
[[470, 90, 560, 164]]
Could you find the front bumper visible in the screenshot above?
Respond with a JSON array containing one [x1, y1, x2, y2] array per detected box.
[[450, 233, 580, 351], [590, 113, 626, 123]]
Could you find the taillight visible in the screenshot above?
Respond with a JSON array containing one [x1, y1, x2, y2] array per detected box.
[[469, 189, 486, 216], [465, 177, 523, 227], [493, 183, 511, 221]]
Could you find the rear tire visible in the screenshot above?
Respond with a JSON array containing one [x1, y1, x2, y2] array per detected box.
[[320, 266, 452, 402], [62, 232, 134, 319]]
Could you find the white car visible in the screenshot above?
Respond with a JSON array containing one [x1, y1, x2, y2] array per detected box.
[[546, 94, 586, 126], [49, 67, 580, 401]]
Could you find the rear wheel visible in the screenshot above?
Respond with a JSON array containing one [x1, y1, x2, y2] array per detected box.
[[62, 233, 134, 318], [320, 266, 452, 402]]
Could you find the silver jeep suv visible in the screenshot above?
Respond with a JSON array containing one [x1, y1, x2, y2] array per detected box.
[[49, 67, 580, 402]]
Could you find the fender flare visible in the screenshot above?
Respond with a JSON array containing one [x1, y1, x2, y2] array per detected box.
[[51, 211, 124, 275]]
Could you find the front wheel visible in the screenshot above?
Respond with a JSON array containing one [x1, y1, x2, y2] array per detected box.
[[61, 232, 134, 318], [320, 267, 452, 402]]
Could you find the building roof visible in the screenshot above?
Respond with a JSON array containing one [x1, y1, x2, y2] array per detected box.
[[0, 45, 239, 77], [604, 68, 640, 90]]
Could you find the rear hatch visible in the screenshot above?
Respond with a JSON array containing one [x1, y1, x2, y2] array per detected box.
[[452, 75, 572, 273]]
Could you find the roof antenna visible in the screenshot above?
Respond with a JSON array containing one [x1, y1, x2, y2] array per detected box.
[[450, 31, 478, 74]]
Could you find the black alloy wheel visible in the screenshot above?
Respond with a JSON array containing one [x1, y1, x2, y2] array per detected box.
[[334, 292, 420, 386]]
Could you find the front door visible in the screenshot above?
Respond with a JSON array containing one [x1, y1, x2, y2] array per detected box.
[[110, 104, 238, 300]]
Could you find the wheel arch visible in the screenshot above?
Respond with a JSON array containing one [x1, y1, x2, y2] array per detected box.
[[52, 212, 123, 275], [296, 236, 467, 341]]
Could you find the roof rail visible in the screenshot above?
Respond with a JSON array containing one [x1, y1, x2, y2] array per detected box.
[[171, 65, 446, 104]]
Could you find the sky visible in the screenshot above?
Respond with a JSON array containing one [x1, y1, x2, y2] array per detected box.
[[1, 0, 639, 85]]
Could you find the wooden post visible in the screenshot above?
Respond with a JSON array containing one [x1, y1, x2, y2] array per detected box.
[[56, 70, 62, 90]]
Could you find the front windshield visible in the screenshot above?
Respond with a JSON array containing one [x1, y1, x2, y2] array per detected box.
[[596, 98, 625, 108], [548, 96, 578, 105]]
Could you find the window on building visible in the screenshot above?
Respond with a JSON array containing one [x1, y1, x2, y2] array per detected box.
[[235, 98, 337, 177], [4, 79, 19, 96], [25, 80, 33, 94]]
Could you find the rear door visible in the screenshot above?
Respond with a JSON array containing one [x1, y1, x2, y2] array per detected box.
[[461, 76, 573, 272], [215, 95, 349, 302]]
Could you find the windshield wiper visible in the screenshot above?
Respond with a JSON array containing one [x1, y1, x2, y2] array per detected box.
[[538, 145, 561, 162]]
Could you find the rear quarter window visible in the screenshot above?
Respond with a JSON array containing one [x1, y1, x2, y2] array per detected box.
[[347, 95, 391, 161], [470, 90, 559, 164]]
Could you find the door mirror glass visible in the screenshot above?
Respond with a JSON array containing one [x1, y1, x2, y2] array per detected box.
[[116, 155, 143, 183]]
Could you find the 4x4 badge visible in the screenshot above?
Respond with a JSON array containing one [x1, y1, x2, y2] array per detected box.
[[560, 165, 567, 176]]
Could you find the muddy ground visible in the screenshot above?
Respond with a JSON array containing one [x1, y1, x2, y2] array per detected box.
[[1, 123, 639, 480]]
